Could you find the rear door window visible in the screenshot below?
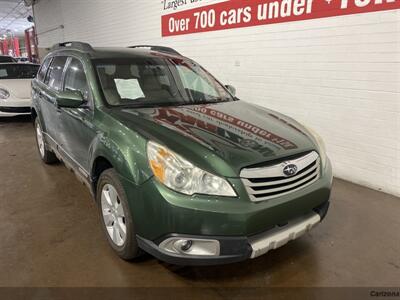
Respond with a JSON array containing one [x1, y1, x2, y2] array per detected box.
[[45, 56, 68, 91]]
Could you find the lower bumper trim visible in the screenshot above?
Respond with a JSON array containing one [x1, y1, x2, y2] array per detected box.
[[249, 212, 321, 259], [137, 202, 329, 266], [0, 106, 31, 113]]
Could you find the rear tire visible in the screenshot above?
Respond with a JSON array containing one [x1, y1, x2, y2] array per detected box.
[[97, 168, 141, 260], [34, 117, 58, 164]]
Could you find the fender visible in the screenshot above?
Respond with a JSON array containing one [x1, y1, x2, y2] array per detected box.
[[88, 126, 153, 187], [31, 80, 46, 128]]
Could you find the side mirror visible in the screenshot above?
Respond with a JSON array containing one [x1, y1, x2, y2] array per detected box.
[[56, 90, 85, 108], [225, 84, 236, 96]]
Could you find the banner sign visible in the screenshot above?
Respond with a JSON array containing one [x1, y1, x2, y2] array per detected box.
[[161, 0, 399, 36]]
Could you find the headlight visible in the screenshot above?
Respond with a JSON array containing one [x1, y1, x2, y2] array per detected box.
[[147, 141, 237, 197], [0, 88, 10, 99], [304, 126, 327, 169]]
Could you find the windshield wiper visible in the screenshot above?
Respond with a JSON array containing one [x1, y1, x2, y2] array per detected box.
[[117, 101, 188, 109], [116, 98, 233, 109], [191, 98, 232, 105]]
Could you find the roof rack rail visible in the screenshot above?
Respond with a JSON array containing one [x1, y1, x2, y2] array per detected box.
[[51, 41, 94, 52], [128, 45, 181, 56]]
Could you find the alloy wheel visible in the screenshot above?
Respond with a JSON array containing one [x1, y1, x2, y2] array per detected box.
[[101, 184, 127, 246], [36, 122, 45, 158]]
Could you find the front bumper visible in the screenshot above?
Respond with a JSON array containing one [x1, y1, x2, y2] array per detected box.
[[0, 106, 31, 116], [137, 201, 329, 266], [120, 159, 332, 265], [0, 97, 32, 116]]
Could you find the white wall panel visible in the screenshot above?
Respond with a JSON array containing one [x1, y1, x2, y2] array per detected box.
[[34, 0, 400, 196]]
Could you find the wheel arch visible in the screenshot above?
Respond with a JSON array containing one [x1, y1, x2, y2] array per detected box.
[[31, 107, 37, 122], [89, 144, 151, 198], [91, 156, 114, 195], [30, 105, 48, 134]]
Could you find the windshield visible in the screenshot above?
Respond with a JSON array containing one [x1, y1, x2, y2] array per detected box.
[[0, 64, 39, 79], [0, 56, 16, 63], [94, 57, 234, 107]]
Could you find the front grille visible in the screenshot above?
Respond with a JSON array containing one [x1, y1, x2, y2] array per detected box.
[[241, 151, 320, 202]]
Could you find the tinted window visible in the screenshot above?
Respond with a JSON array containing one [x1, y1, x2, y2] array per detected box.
[[0, 64, 39, 79], [64, 58, 90, 101], [46, 56, 68, 91], [0, 56, 16, 63], [37, 57, 52, 82]]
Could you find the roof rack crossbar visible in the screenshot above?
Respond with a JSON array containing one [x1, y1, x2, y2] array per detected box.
[[128, 45, 181, 56], [51, 41, 94, 52]]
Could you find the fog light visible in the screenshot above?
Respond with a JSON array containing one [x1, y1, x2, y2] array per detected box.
[[179, 240, 193, 252], [159, 237, 220, 257], [171, 239, 193, 253]]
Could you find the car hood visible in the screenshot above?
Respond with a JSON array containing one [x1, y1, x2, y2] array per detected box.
[[0, 79, 32, 99], [110, 101, 317, 175]]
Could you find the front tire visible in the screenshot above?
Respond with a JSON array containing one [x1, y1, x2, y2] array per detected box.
[[34, 117, 58, 164], [97, 168, 140, 260]]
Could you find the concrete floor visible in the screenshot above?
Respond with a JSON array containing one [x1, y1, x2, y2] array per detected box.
[[0, 115, 399, 290]]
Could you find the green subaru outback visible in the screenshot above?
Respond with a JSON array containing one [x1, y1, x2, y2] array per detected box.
[[31, 42, 332, 265]]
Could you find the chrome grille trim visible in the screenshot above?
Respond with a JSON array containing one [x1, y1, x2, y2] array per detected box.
[[241, 151, 320, 202], [241, 163, 318, 188]]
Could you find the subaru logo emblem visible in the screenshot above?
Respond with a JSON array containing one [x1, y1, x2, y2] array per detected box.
[[283, 164, 298, 177]]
